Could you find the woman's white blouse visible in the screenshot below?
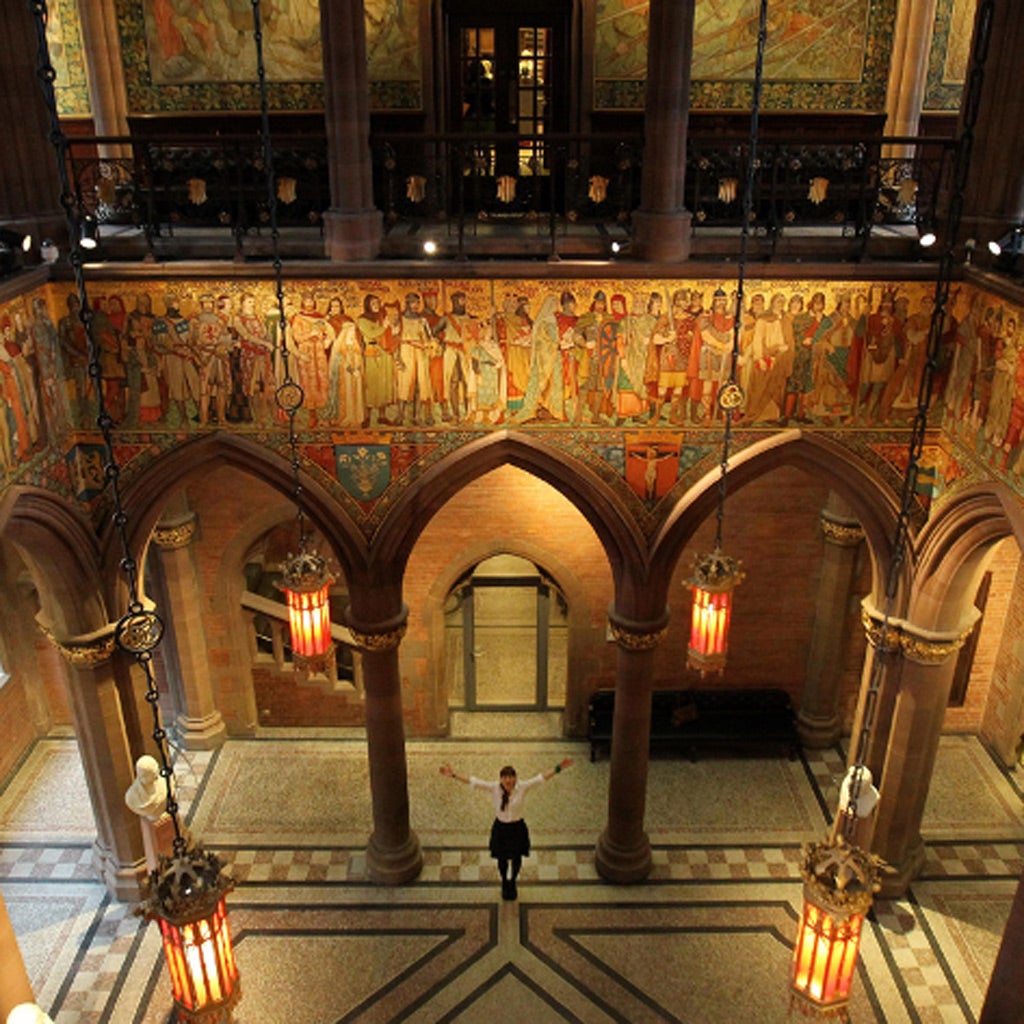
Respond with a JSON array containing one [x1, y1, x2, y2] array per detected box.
[[469, 774, 545, 822]]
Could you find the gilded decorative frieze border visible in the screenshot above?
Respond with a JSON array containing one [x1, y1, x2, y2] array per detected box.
[[820, 515, 865, 547], [39, 623, 117, 667], [152, 514, 197, 550]]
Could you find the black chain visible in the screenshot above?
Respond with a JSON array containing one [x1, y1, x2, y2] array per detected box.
[[28, 0, 185, 855], [716, 0, 769, 551], [840, 0, 993, 839], [251, 0, 309, 552]]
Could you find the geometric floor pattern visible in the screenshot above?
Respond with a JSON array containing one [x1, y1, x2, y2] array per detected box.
[[1, 731, 1022, 1023]]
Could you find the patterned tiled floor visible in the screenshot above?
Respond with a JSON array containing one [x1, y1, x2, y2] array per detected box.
[[1, 733, 1022, 1023]]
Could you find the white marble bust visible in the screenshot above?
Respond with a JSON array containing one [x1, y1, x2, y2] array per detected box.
[[124, 755, 174, 823]]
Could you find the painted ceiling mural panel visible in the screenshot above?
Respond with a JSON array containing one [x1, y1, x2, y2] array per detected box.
[[924, 0, 977, 112], [47, 0, 91, 118], [0, 277, 1019, 538], [594, 0, 896, 111], [113, 0, 422, 112]]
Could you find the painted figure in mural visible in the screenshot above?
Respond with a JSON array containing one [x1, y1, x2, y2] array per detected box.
[[193, 293, 232, 426], [985, 314, 1018, 450], [442, 291, 479, 425], [497, 294, 533, 417], [329, 297, 366, 428], [736, 292, 766, 404], [358, 293, 395, 427], [30, 296, 67, 441], [1001, 319, 1024, 474], [421, 290, 448, 418], [852, 291, 903, 424], [13, 306, 45, 450], [943, 291, 984, 432], [516, 294, 564, 423], [648, 289, 694, 425], [471, 315, 507, 424], [616, 293, 653, 422], [555, 291, 580, 421], [570, 290, 605, 425], [693, 287, 734, 425], [125, 292, 160, 427], [290, 293, 329, 427], [230, 292, 274, 425], [57, 293, 90, 425], [744, 292, 792, 423], [880, 293, 931, 423], [781, 292, 823, 425], [153, 293, 200, 427], [6, 310, 41, 454], [396, 291, 436, 426], [810, 291, 856, 423], [90, 296, 126, 426]]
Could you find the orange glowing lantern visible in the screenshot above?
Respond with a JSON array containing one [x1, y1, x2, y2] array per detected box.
[[685, 547, 744, 675], [143, 846, 240, 1023], [277, 549, 334, 665], [791, 837, 881, 1018]]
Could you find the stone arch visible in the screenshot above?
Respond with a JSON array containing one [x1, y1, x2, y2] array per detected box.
[[422, 533, 599, 736], [110, 432, 370, 595], [652, 430, 902, 607], [370, 431, 649, 610], [909, 482, 1024, 632]]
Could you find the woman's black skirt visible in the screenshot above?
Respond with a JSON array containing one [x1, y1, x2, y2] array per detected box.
[[489, 818, 531, 859]]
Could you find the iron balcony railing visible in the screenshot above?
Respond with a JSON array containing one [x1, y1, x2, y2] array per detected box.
[[61, 130, 957, 261]]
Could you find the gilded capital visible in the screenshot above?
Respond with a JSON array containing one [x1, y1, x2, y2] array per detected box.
[[39, 623, 118, 667], [153, 513, 197, 550], [860, 608, 900, 653], [819, 515, 864, 547], [348, 623, 407, 652], [607, 619, 668, 651], [899, 625, 973, 665]]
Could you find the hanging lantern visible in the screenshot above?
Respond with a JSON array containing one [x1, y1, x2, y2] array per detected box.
[[791, 837, 882, 1018], [685, 547, 744, 675], [278, 549, 334, 664], [142, 846, 240, 1023]]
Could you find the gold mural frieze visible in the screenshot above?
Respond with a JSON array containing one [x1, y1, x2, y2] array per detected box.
[[39, 623, 117, 667]]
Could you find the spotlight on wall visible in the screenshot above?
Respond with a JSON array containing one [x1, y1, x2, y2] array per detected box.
[[422, 238, 438, 256], [986, 226, 1024, 272], [918, 226, 936, 248], [0, 228, 32, 254], [79, 215, 99, 250]]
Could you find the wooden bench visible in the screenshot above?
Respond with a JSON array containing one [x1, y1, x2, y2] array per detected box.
[[588, 687, 800, 762]]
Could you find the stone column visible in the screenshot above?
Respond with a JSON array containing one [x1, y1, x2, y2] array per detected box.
[[0, 892, 35, 1021], [882, 0, 938, 153], [797, 499, 864, 748], [43, 623, 146, 900], [151, 511, 227, 750], [959, 1, 1024, 265], [630, 0, 695, 262], [347, 603, 422, 884], [320, 0, 383, 260], [870, 616, 976, 897], [75, 0, 131, 157], [980, 866, 1024, 1023], [0, 4, 66, 253], [595, 607, 670, 883]]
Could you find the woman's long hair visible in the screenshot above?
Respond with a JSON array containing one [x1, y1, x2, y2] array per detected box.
[[499, 766, 516, 811]]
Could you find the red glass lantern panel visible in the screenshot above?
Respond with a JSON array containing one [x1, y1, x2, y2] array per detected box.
[[158, 896, 239, 1017], [685, 548, 743, 676], [283, 581, 332, 659], [791, 896, 863, 1013]]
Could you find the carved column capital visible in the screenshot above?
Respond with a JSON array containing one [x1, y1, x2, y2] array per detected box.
[[898, 615, 978, 666], [607, 607, 670, 652], [39, 622, 118, 667], [346, 605, 409, 653], [152, 512, 197, 550], [819, 512, 864, 547], [860, 604, 902, 653]]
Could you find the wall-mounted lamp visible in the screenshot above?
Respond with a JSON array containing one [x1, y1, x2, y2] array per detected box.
[[79, 215, 99, 250], [422, 239, 438, 256]]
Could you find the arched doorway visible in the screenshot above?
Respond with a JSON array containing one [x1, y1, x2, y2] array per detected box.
[[445, 553, 567, 712]]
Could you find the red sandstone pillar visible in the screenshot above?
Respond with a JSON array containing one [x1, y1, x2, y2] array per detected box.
[[0, 5, 66, 254], [797, 499, 864, 748], [44, 624, 147, 900], [870, 617, 975, 897], [630, 0, 695, 262], [346, 600, 423, 884], [595, 608, 670, 883], [320, 0, 383, 260], [151, 511, 227, 750]]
